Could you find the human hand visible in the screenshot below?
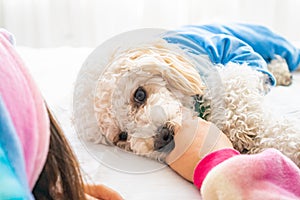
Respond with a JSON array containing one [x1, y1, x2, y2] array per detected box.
[[166, 111, 233, 182], [84, 184, 123, 200]]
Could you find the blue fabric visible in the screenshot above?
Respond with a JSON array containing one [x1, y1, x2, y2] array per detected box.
[[0, 97, 32, 199], [163, 23, 300, 86]]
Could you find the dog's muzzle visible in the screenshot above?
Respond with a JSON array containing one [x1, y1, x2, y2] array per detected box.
[[154, 126, 175, 152]]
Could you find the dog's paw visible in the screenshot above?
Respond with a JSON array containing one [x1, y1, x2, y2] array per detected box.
[[267, 56, 293, 86]]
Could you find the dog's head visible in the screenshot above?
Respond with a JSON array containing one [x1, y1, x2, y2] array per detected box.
[[94, 45, 205, 161]]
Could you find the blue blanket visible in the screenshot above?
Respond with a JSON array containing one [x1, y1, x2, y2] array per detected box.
[[163, 23, 300, 86]]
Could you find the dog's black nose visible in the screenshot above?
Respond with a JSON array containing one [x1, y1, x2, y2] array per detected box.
[[154, 126, 174, 152]]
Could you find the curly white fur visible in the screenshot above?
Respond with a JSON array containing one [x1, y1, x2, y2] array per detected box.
[[93, 45, 204, 159], [75, 43, 300, 166], [206, 63, 300, 166], [267, 55, 293, 86]]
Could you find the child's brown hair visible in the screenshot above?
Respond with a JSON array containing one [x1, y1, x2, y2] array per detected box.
[[32, 105, 87, 199]]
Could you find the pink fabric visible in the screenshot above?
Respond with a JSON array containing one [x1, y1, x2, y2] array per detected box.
[[196, 148, 300, 200], [0, 30, 50, 189], [193, 148, 240, 189]]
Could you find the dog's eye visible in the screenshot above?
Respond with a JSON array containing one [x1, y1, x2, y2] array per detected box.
[[134, 87, 147, 104], [119, 131, 128, 141]]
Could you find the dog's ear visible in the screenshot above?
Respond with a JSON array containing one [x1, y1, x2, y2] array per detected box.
[[165, 64, 205, 95], [161, 54, 205, 96], [136, 47, 205, 96], [94, 98, 121, 144]]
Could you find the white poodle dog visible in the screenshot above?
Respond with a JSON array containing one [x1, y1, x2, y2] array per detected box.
[[91, 45, 300, 165], [73, 24, 300, 166]]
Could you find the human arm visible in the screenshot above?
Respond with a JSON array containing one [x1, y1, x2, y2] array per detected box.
[[166, 116, 300, 199], [165, 116, 234, 182]]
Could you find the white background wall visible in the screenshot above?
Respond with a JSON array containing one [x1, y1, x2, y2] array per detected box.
[[0, 0, 300, 47]]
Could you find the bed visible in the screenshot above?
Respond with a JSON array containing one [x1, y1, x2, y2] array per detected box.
[[17, 46, 300, 200]]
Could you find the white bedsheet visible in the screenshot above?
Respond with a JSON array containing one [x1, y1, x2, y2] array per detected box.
[[17, 46, 300, 200]]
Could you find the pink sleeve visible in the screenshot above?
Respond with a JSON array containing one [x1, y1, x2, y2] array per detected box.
[[193, 148, 240, 189], [195, 148, 300, 200]]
